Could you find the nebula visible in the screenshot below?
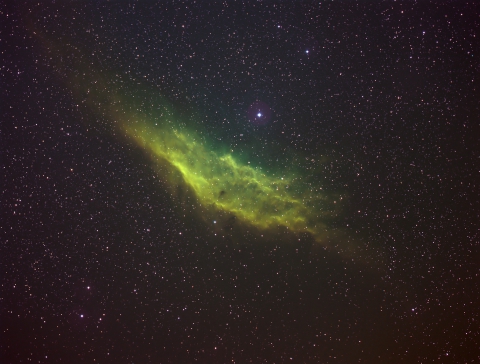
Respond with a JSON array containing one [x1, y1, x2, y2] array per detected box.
[[120, 119, 338, 242], [37, 32, 344, 247]]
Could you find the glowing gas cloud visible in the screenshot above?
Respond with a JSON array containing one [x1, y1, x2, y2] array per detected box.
[[37, 32, 343, 246], [120, 119, 337, 241], [110, 89, 346, 246]]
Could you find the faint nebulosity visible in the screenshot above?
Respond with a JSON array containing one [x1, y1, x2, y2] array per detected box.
[[1, 1, 479, 363]]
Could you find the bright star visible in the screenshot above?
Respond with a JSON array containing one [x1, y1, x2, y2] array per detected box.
[[257, 112, 262, 118]]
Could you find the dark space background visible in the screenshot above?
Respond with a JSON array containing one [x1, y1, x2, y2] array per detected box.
[[1, 1, 479, 363]]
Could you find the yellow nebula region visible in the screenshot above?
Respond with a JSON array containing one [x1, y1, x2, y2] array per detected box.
[[34, 29, 342, 245], [120, 119, 338, 243]]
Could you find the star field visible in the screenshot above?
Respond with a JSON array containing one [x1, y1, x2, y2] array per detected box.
[[1, 1, 479, 363]]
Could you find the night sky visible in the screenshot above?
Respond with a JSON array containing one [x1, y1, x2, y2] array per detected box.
[[1, 1, 479, 363]]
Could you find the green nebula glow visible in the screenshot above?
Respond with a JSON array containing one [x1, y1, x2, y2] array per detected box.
[[119, 117, 339, 243], [81, 75, 339, 244], [34, 29, 343, 245]]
